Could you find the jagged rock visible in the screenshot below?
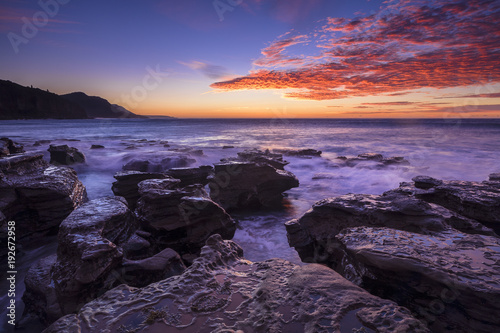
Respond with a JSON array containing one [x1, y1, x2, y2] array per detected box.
[[136, 179, 235, 254], [286, 176, 500, 332], [0, 152, 49, 175], [236, 148, 289, 170], [286, 192, 494, 265], [90, 144, 104, 149], [44, 234, 428, 333], [490, 173, 500, 182], [166, 165, 213, 186], [273, 148, 322, 157], [47, 144, 85, 165], [123, 154, 196, 172], [21, 255, 60, 326], [0, 154, 86, 241], [335, 227, 500, 333], [111, 171, 169, 209], [333, 153, 410, 169], [403, 176, 500, 234], [121, 248, 186, 288], [21, 197, 139, 325], [33, 140, 51, 147], [0, 137, 25, 156], [209, 161, 299, 211]]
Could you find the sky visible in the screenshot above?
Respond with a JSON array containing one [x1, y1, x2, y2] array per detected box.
[[1, 0, 499, 118]]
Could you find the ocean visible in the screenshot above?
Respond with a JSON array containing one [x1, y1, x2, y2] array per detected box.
[[1, 118, 500, 331], [2, 118, 500, 263]]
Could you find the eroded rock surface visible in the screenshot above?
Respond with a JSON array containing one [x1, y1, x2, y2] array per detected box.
[[397, 175, 500, 234], [336, 227, 500, 332], [136, 179, 236, 254], [0, 153, 87, 241], [286, 192, 494, 264], [0, 137, 25, 156], [286, 175, 500, 332], [48, 144, 86, 165], [43, 235, 428, 333], [21, 197, 186, 327]]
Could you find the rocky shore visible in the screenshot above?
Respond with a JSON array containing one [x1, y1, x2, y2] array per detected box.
[[286, 174, 500, 332], [1, 138, 499, 332]]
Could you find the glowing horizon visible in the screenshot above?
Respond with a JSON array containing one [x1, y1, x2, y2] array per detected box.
[[1, 0, 499, 118]]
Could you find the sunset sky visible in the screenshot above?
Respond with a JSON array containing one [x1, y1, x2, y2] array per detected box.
[[1, 0, 499, 118]]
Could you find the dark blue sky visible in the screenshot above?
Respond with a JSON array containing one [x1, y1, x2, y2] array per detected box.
[[1, 0, 499, 117]]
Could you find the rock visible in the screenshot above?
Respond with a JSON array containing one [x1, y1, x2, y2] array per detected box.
[[21, 197, 139, 325], [490, 173, 500, 182], [44, 234, 428, 333], [286, 192, 494, 264], [0, 137, 25, 156], [166, 165, 213, 186], [335, 227, 500, 332], [209, 161, 299, 211], [111, 171, 169, 209], [406, 176, 500, 234], [333, 153, 410, 169], [236, 148, 289, 170], [412, 175, 443, 189], [0, 152, 49, 175], [121, 248, 186, 288], [222, 145, 235, 149], [0, 155, 87, 241], [123, 154, 196, 172], [33, 140, 51, 147], [209, 162, 299, 210], [90, 144, 105, 149], [47, 144, 85, 165], [273, 148, 322, 157], [21, 255, 60, 326], [136, 179, 235, 254]]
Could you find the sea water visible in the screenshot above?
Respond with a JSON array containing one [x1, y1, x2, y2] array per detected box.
[[1, 118, 500, 331], [2, 118, 500, 262]]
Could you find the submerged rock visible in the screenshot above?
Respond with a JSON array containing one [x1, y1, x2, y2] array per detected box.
[[333, 153, 410, 169], [47, 144, 85, 165], [273, 148, 322, 157], [0, 153, 87, 242], [136, 179, 235, 254], [90, 144, 105, 149], [44, 234, 428, 333], [209, 161, 299, 211]]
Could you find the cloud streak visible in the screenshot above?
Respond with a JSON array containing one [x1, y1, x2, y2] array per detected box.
[[211, 0, 500, 101]]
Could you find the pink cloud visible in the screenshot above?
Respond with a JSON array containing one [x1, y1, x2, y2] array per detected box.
[[211, 0, 500, 101]]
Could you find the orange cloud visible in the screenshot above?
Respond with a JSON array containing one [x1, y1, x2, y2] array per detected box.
[[211, 0, 500, 101]]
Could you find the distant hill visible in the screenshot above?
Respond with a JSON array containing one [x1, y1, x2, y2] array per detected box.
[[0, 79, 88, 119], [62, 92, 146, 119], [0, 79, 148, 120]]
